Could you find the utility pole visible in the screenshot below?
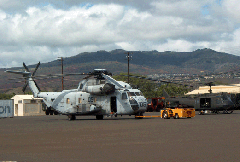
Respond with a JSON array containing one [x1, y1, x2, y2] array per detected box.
[[125, 52, 132, 84], [58, 57, 64, 90]]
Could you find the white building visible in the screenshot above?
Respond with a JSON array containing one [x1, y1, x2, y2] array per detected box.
[[186, 84, 240, 95], [11, 95, 45, 116]]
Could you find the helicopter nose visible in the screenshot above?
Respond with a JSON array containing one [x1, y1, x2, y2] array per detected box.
[[129, 97, 139, 111]]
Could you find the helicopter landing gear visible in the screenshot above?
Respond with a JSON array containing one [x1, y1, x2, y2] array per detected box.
[[212, 110, 219, 114], [135, 112, 143, 119], [96, 115, 104, 120], [223, 110, 233, 114], [68, 115, 76, 121], [199, 110, 205, 115]]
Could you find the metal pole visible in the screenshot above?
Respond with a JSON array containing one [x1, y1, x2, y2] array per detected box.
[[58, 57, 64, 90], [127, 52, 130, 84], [125, 52, 132, 84]]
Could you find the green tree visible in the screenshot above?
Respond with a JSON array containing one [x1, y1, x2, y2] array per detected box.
[[113, 73, 190, 98], [0, 93, 15, 100]]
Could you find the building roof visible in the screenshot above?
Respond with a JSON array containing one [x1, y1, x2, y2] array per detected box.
[[186, 84, 240, 95], [11, 95, 43, 100]]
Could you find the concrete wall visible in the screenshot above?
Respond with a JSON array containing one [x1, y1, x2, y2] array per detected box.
[[0, 100, 14, 118]]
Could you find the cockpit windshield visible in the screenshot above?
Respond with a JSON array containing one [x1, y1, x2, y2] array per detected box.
[[127, 92, 136, 97], [127, 92, 143, 97], [135, 92, 143, 96]]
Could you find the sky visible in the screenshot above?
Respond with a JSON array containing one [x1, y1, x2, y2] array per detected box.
[[1, 0, 240, 68]]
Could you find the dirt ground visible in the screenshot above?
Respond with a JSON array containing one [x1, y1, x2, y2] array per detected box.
[[1, 111, 240, 162]]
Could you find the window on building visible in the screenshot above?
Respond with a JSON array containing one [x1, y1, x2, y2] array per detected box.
[[30, 100, 36, 103], [18, 100, 22, 104]]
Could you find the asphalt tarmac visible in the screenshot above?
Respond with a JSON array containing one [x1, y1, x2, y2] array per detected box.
[[1, 111, 240, 162]]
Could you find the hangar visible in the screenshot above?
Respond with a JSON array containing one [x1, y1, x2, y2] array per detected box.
[[12, 95, 45, 116]]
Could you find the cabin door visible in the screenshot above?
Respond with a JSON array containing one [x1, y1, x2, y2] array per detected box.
[[111, 96, 117, 113]]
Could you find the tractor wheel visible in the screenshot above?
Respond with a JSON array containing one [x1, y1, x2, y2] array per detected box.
[[163, 112, 169, 119], [174, 114, 179, 119]]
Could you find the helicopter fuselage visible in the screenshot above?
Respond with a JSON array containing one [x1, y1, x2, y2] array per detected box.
[[39, 88, 147, 116]]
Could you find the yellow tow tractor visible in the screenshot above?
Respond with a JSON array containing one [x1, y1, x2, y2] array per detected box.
[[161, 105, 195, 119]]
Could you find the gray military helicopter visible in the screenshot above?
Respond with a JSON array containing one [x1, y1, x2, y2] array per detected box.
[[126, 74, 236, 114], [6, 62, 147, 120]]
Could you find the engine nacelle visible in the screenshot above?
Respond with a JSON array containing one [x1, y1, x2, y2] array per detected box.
[[83, 83, 115, 95]]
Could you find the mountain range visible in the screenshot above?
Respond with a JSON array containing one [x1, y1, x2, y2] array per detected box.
[[1, 48, 240, 93]]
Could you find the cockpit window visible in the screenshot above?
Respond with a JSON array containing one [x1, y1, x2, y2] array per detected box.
[[135, 92, 142, 96], [127, 92, 136, 97], [80, 84, 83, 89], [122, 92, 128, 100]]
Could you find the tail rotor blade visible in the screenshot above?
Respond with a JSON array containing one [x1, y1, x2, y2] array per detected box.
[[23, 62, 30, 72], [32, 62, 40, 76], [22, 82, 28, 92]]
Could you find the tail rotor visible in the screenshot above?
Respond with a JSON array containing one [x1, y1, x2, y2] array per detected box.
[[21, 62, 41, 93]]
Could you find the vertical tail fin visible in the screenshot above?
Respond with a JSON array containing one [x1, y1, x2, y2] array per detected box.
[[163, 89, 170, 98]]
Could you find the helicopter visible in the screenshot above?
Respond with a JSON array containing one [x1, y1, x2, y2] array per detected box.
[[124, 74, 236, 114], [5, 62, 147, 120]]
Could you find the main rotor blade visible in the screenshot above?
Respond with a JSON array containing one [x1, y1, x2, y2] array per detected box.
[[23, 62, 30, 72]]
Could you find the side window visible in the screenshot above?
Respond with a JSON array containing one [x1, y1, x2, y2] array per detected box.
[[122, 92, 128, 100], [80, 84, 83, 89], [66, 98, 70, 104], [78, 98, 82, 104]]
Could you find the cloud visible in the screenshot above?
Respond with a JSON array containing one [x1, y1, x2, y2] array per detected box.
[[0, 0, 240, 68]]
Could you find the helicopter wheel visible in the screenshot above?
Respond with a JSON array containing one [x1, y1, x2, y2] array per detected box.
[[96, 115, 103, 120], [68, 115, 76, 121]]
